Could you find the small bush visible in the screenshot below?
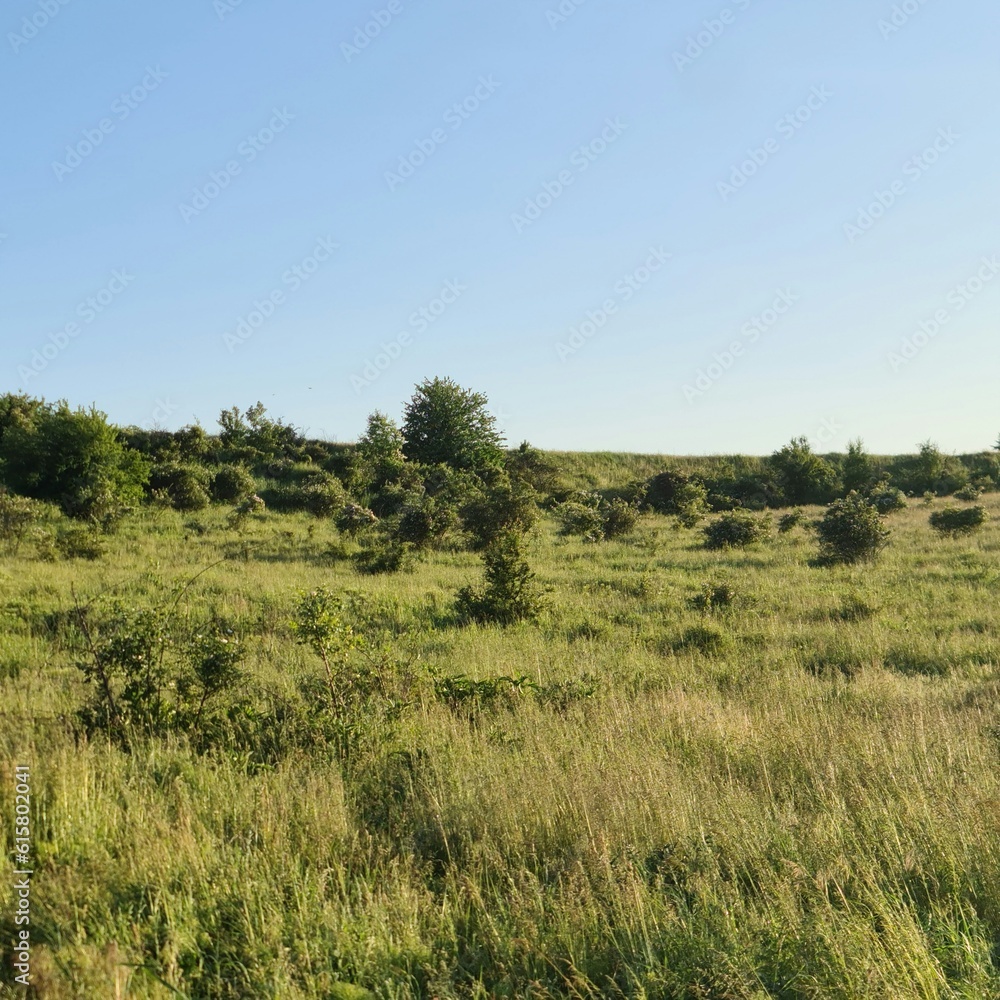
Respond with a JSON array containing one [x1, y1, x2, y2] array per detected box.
[[301, 476, 348, 518], [954, 484, 983, 502], [691, 582, 738, 612], [673, 481, 710, 528], [930, 506, 987, 536], [673, 624, 729, 656], [815, 492, 888, 565], [56, 525, 106, 560], [703, 511, 772, 550], [554, 493, 605, 542], [210, 464, 256, 503], [149, 462, 211, 512], [0, 492, 47, 554], [602, 497, 640, 538], [869, 485, 907, 514], [352, 538, 413, 575], [456, 532, 545, 625], [337, 503, 378, 535], [227, 494, 266, 529]]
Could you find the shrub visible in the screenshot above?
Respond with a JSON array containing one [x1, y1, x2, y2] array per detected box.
[[645, 471, 691, 514], [56, 525, 106, 560], [815, 492, 888, 565], [456, 532, 545, 625], [336, 503, 378, 535], [554, 493, 606, 542], [869, 484, 907, 514], [352, 538, 413, 575], [0, 396, 149, 520], [396, 496, 456, 549], [602, 497, 640, 538], [554, 492, 639, 542], [0, 491, 46, 554], [300, 476, 348, 518], [777, 509, 804, 533], [691, 582, 738, 612], [149, 463, 211, 512], [674, 481, 710, 528], [210, 464, 256, 503], [769, 437, 840, 505], [929, 506, 987, 536], [460, 474, 539, 550], [703, 511, 772, 550], [954, 484, 983, 502], [227, 494, 266, 530]]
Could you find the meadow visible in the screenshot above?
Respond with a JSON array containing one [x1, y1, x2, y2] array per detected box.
[[2, 476, 1000, 999]]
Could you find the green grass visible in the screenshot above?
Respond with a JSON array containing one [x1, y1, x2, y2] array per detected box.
[[2, 494, 1000, 998]]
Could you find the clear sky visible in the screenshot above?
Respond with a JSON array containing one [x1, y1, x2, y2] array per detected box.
[[2, 0, 997, 454]]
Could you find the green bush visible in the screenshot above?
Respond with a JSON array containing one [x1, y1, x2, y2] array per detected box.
[[869, 484, 907, 514], [769, 437, 840, 505], [456, 532, 545, 625], [0, 491, 48, 554], [300, 476, 348, 518], [149, 462, 211, 512], [602, 497, 640, 538], [210, 464, 256, 503], [816, 492, 888, 565], [0, 395, 149, 521], [954, 484, 983, 502], [554, 493, 606, 542], [929, 506, 987, 536], [703, 511, 772, 550], [336, 503, 378, 535], [673, 481, 710, 528]]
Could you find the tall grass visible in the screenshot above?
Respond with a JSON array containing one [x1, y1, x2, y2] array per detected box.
[[2, 492, 1000, 998]]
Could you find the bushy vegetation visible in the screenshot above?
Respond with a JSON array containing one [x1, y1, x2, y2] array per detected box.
[[930, 505, 988, 536], [816, 492, 889, 564], [703, 510, 772, 549], [5, 384, 1000, 997]]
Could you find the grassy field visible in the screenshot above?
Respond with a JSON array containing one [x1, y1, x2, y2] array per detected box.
[[2, 489, 1000, 998]]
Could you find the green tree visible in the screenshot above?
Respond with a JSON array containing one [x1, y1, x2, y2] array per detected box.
[[402, 377, 504, 472], [841, 439, 879, 494], [0, 396, 149, 522], [769, 437, 839, 505]]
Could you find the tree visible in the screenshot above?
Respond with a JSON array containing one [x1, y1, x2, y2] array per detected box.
[[401, 377, 504, 472], [357, 411, 405, 490], [769, 437, 839, 505], [841, 439, 879, 494], [0, 396, 149, 522]]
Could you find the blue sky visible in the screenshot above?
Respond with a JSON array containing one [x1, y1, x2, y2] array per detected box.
[[2, 0, 997, 454]]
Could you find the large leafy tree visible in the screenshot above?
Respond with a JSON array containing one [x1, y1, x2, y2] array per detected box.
[[0, 395, 149, 520], [401, 377, 504, 472]]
